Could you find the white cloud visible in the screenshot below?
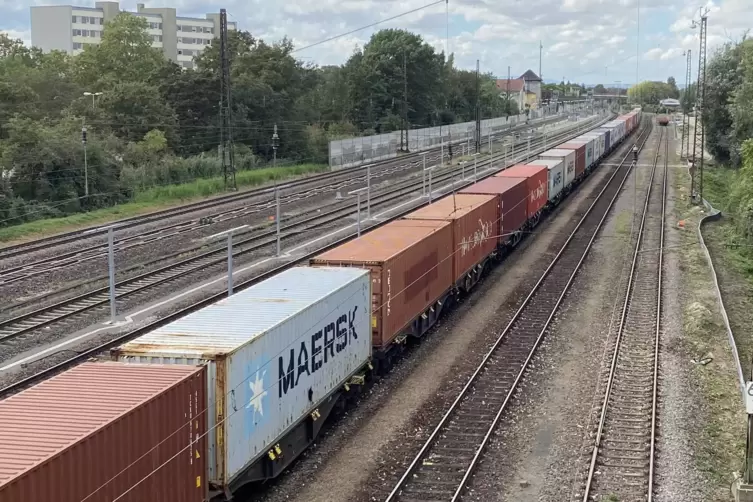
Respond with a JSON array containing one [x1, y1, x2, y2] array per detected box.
[[2, 0, 753, 84]]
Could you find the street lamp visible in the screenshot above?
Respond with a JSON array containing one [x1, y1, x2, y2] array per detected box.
[[81, 125, 89, 197], [272, 124, 280, 168], [83, 91, 102, 108], [204, 225, 249, 297]]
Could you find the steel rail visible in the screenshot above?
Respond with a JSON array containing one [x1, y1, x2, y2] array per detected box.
[[384, 120, 653, 502], [0, 116, 608, 348], [0, 115, 590, 284], [0, 116, 611, 398], [580, 125, 667, 502], [0, 114, 566, 261], [0, 114, 603, 322]]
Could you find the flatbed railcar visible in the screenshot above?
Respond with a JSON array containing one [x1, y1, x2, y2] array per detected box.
[[0, 112, 643, 502]]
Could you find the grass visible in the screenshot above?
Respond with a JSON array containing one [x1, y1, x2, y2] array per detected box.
[[672, 160, 746, 499], [0, 163, 328, 245]]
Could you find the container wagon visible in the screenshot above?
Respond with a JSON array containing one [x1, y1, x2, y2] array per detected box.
[[310, 219, 454, 366], [113, 266, 372, 496], [556, 143, 587, 179], [495, 164, 548, 227], [459, 176, 529, 248], [527, 159, 565, 206], [0, 113, 645, 501], [538, 148, 576, 189], [402, 194, 499, 293], [0, 362, 207, 502]]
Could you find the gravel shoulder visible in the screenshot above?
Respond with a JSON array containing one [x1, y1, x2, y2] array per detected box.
[[654, 133, 745, 501]]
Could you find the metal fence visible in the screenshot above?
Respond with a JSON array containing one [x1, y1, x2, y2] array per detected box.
[[327, 103, 585, 169]]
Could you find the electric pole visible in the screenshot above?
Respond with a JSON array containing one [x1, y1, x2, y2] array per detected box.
[[219, 8, 236, 191], [539, 41, 543, 83], [403, 50, 409, 152], [690, 8, 708, 203], [681, 49, 691, 160], [506, 65, 511, 118], [475, 59, 481, 153]]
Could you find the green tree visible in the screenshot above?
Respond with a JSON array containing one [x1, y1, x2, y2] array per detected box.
[[74, 13, 165, 86]]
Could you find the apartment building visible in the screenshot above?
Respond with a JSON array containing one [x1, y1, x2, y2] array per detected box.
[[30, 1, 237, 68]]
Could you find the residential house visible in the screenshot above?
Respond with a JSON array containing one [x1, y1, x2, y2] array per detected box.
[[497, 69, 542, 112]]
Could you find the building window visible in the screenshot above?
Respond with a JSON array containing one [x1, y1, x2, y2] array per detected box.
[[100, 18, 104, 25], [82, 29, 88, 36], [71, 15, 77, 23], [90, 17, 96, 23], [73, 42, 82, 49], [81, 17, 88, 23], [72, 29, 80, 36], [153, 35, 162, 42]]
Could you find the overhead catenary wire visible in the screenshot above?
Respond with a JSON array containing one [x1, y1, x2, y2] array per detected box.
[[290, 0, 446, 54]]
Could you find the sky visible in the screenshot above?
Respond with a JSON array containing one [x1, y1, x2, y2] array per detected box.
[[1, 0, 752, 86]]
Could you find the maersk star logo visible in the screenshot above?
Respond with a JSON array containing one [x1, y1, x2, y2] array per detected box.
[[246, 369, 268, 422]]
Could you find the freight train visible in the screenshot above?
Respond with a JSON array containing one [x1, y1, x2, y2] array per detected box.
[[0, 110, 641, 502]]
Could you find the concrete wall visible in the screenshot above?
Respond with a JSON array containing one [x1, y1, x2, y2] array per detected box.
[[30, 5, 73, 53]]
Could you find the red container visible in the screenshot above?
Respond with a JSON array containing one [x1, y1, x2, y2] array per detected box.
[[556, 143, 587, 177], [460, 176, 529, 243], [0, 362, 207, 502], [310, 219, 453, 349], [495, 164, 548, 218], [403, 194, 498, 284]]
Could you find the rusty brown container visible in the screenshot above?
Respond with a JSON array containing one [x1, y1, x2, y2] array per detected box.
[[460, 176, 529, 243], [0, 362, 207, 502], [402, 194, 498, 285], [310, 219, 453, 350], [495, 164, 548, 218], [556, 143, 587, 177]]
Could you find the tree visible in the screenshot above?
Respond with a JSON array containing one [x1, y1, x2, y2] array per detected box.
[[627, 80, 676, 105], [74, 13, 166, 86], [667, 76, 680, 98]]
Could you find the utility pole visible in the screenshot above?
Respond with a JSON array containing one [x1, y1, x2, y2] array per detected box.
[[681, 49, 692, 159], [506, 66, 511, 118], [272, 124, 279, 168], [219, 8, 236, 191], [475, 59, 481, 153], [539, 41, 543, 84], [403, 50, 409, 153], [690, 9, 709, 203], [81, 123, 89, 197]]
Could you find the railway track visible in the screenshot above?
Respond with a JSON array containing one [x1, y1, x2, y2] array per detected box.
[[383, 119, 653, 502], [577, 123, 667, 502], [0, 116, 607, 349], [0, 114, 566, 265]]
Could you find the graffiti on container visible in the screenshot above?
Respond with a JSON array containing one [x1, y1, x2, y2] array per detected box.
[[460, 219, 493, 256], [552, 171, 562, 188], [278, 306, 360, 397], [567, 160, 575, 174], [530, 180, 546, 203]]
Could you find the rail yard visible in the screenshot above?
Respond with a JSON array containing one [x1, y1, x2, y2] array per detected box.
[[2, 0, 753, 497]]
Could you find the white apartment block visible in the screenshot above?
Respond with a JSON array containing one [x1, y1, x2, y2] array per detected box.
[[30, 1, 237, 69]]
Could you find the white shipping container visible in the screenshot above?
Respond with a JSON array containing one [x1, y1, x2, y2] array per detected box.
[[529, 159, 564, 202], [570, 136, 595, 170], [538, 149, 576, 188], [581, 132, 603, 160], [113, 266, 372, 489]]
